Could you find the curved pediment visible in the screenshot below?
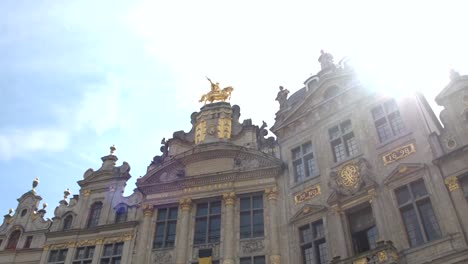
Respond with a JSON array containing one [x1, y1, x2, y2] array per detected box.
[[137, 142, 283, 195]]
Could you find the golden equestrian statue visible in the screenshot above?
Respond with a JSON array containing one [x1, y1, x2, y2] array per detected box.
[[199, 77, 234, 104]]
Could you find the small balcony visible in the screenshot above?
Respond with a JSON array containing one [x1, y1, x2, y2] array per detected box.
[[330, 241, 399, 264]]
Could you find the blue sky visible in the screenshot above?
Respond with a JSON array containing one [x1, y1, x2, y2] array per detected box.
[[1, 0, 468, 217]]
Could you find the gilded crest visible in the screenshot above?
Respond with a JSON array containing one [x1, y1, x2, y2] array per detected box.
[[217, 118, 232, 139], [337, 163, 360, 188], [328, 158, 375, 197], [195, 120, 207, 144]]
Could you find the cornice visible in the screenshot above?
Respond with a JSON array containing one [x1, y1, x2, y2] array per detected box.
[[46, 221, 138, 238]]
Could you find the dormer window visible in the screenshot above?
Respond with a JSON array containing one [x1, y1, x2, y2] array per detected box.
[[115, 206, 128, 224], [87, 202, 103, 228]]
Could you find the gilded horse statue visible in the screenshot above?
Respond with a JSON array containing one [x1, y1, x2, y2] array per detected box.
[[199, 77, 234, 104]]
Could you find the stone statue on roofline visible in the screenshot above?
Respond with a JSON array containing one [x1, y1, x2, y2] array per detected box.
[[275, 86, 289, 110], [318, 49, 334, 70]]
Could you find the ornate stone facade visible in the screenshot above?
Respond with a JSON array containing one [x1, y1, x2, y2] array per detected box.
[[2, 54, 468, 264]]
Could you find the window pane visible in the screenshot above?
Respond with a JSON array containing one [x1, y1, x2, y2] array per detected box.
[[317, 240, 328, 264], [384, 99, 398, 113], [302, 244, 314, 264], [376, 118, 392, 142], [313, 221, 324, 239], [210, 201, 221, 215], [240, 198, 251, 211], [166, 222, 177, 247], [340, 120, 352, 134], [345, 133, 359, 156], [293, 160, 304, 182], [328, 126, 340, 140], [252, 210, 264, 237], [302, 142, 313, 154], [157, 208, 167, 221], [194, 218, 207, 244], [87, 247, 95, 259], [300, 225, 312, 243], [372, 105, 385, 120], [58, 249, 68, 261], [168, 207, 178, 220], [253, 256, 265, 264], [292, 147, 301, 160], [389, 112, 405, 135], [240, 212, 251, 238], [304, 154, 316, 178], [410, 180, 428, 198], [395, 186, 411, 205], [418, 200, 441, 241], [75, 248, 85, 260], [252, 196, 263, 209], [49, 251, 58, 262], [240, 257, 251, 264], [366, 226, 378, 250], [401, 206, 424, 247], [196, 203, 208, 217], [103, 245, 113, 257], [153, 224, 166, 248], [332, 139, 346, 162], [114, 243, 123, 255], [209, 216, 221, 242]]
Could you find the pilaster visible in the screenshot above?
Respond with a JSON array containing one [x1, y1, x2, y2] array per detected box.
[[222, 192, 236, 264], [265, 186, 281, 264], [176, 198, 192, 264]]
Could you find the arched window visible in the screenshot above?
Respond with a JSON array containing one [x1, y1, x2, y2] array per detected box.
[[87, 202, 102, 228], [6, 230, 21, 250], [115, 206, 128, 224], [63, 215, 73, 230]]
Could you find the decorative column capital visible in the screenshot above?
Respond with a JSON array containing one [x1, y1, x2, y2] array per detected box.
[[270, 255, 281, 264], [223, 192, 236, 206], [142, 204, 154, 217], [179, 198, 193, 212], [445, 176, 460, 192], [265, 186, 279, 200]]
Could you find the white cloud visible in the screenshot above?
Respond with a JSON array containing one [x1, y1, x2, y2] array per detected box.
[[0, 128, 69, 161]]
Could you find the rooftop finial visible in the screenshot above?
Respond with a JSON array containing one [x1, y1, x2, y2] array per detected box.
[[32, 177, 39, 192], [64, 188, 71, 200], [42, 203, 48, 210], [318, 50, 335, 71], [110, 144, 116, 155], [8, 208, 13, 215]]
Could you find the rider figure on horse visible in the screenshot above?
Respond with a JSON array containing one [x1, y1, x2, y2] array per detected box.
[[207, 77, 221, 93]]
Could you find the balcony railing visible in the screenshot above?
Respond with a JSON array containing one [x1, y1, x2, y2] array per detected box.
[[330, 240, 399, 264]]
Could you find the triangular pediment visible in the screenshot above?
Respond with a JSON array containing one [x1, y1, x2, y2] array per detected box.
[[383, 163, 425, 185], [289, 203, 327, 224]]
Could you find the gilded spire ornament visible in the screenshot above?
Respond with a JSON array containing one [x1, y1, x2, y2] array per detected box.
[[32, 177, 39, 192], [199, 77, 234, 104], [110, 144, 116, 155], [64, 188, 71, 200]]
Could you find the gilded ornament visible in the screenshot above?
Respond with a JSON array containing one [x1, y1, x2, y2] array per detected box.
[[199, 77, 234, 104], [217, 118, 232, 139], [265, 186, 279, 200], [223, 192, 236, 206], [294, 185, 321, 204], [445, 176, 460, 192], [142, 204, 154, 217], [270, 255, 281, 264], [64, 188, 71, 200], [353, 258, 367, 264], [377, 250, 388, 263], [109, 185, 116, 192], [382, 143, 416, 166], [195, 120, 207, 144], [337, 163, 360, 188], [180, 198, 193, 211], [83, 189, 91, 197]]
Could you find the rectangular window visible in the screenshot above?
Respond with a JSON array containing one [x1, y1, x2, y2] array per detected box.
[[100, 243, 123, 264], [329, 120, 359, 162], [395, 179, 441, 247], [240, 194, 264, 239], [299, 220, 328, 264], [292, 142, 319, 182], [240, 256, 266, 264], [48, 249, 68, 264], [23, 236, 33, 249], [194, 201, 221, 244], [73, 246, 95, 264], [372, 99, 405, 142], [459, 175, 468, 200], [347, 205, 378, 254], [153, 207, 178, 248]]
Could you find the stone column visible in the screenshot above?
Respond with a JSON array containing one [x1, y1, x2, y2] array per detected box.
[[266, 186, 281, 264], [39, 246, 50, 264], [134, 204, 154, 263], [222, 192, 236, 264], [176, 198, 192, 264], [92, 239, 104, 264], [64, 243, 76, 263], [327, 205, 348, 259]]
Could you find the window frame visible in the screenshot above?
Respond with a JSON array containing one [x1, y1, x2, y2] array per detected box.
[[114, 205, 128, 224], [328, 119, 359, 163], [6, 230, 21, 250], [194, 200, 222, 245], [299, 219, 328, 264], [153, 206, 178, 249], [23, 235, 33, 249], [72, 246, 95, 264], [371, 99, 405, 143], [86, 201, 103, 228], [395, 179, 442, 247], [48, 249, 68, 264], [240, 193, 264, 239], [346, 205, 378, 254], [239, 255, 266, 264], [292, 142, 319, 183], [100, 242, 124, 264], [63, 214, 73, 231]]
